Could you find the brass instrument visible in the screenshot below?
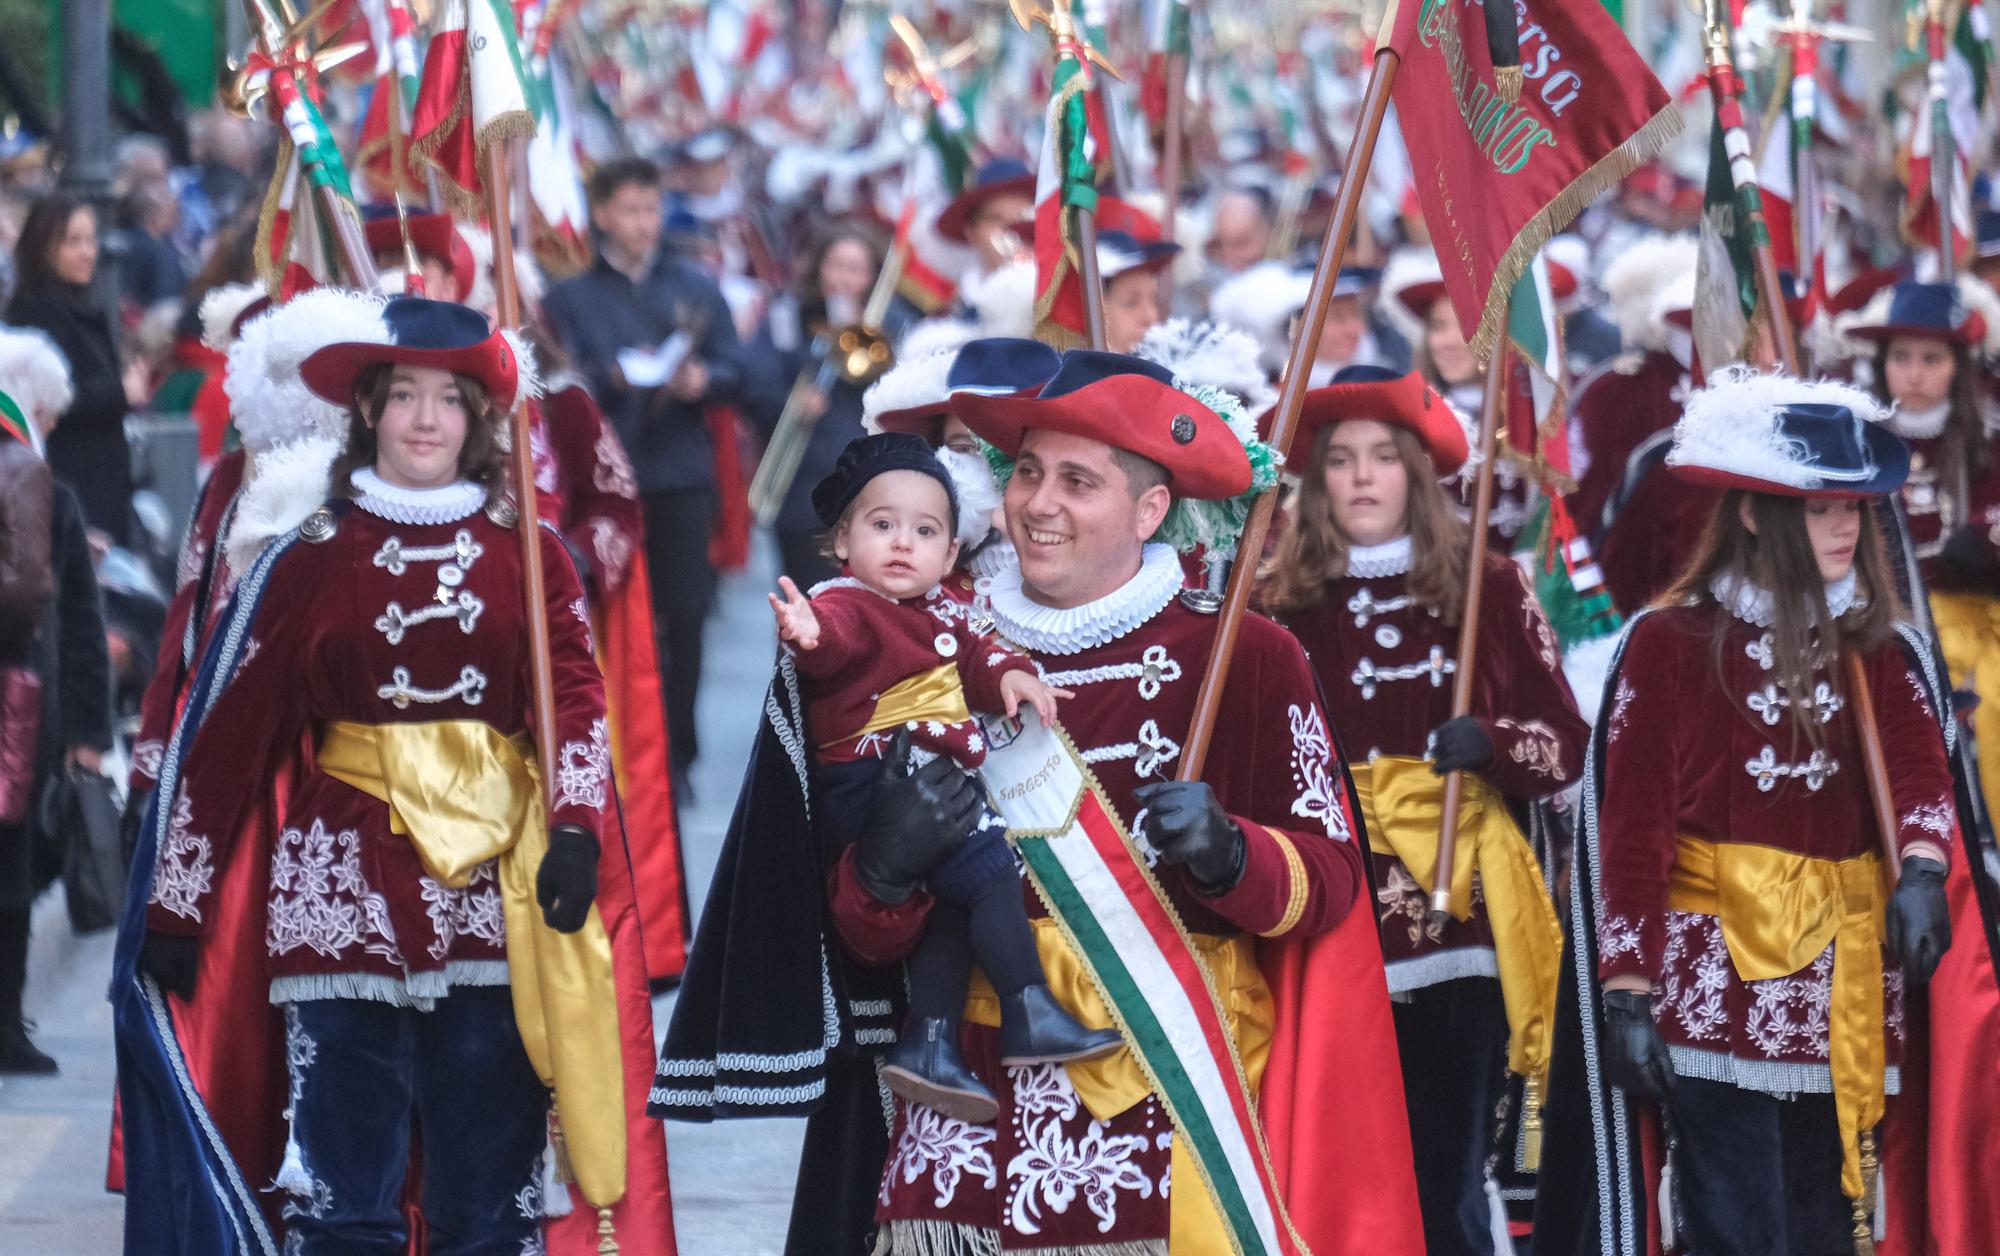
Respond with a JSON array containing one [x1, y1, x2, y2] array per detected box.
[[747, 242, 906, 528]]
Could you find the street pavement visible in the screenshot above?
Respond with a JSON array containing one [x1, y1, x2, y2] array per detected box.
[[0, 542, 805, 1253]]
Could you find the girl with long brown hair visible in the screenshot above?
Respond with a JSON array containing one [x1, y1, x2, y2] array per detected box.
[[1575, 367, 1955, 1254], [1261, 364, 1587, 1256]]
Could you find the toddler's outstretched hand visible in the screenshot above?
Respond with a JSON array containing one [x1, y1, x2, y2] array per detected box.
[[1000, 670, 1073, 728], [769, 576, 821, 650]]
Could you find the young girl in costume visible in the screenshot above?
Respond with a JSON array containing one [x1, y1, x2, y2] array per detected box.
[[1583, 368, 1954, 1254], [124, 295, 664, 1252], [769, 431, 1118, 1122], [1260, 364, 1586, 1256]]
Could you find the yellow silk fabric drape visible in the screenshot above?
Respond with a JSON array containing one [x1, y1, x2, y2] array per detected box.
[[1667, 835, 1886, 1201], [318, 720, 627, 1207], [819, 661, 972, 752], [1352, 756, 1564, 1082]]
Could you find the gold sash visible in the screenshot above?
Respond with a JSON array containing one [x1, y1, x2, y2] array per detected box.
[[1352, 756, 1563, 1084], [1667, 835, 1886, 1201], [317, 720, 627, 1208], [964, 917, 1273, 1256], [818, 661, 971, 753]]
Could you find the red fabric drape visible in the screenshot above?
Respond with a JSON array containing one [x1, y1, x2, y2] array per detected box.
[[601, 561, 688, 982]]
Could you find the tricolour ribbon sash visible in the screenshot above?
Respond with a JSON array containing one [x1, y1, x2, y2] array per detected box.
[[980, 710, 1309, 1256]]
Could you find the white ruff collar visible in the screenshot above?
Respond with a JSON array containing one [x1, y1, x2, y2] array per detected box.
[[1712, 569, 1861, 628], [1344, 534, 1414, 578], [988, 543, 1183, 655], [1888, 401, 1951, 441], [966, 537, 1018, 580], [350, 468, 486, 524]]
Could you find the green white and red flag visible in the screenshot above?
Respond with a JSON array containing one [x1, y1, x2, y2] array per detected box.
[[1382, 0, 1680, 370], [1140, 0, 1191, 125], [1504, 255, 1569, 488], [0, 391, 31, 449], [410, 0, 536, 211], [1032, 51, 1100, 347], [1901, 1, 1984, 265], [1694, 60, 1769, 375], [520, 0, 590, 262], [356, 0, 424, 198], [1756, 34, 1825, 316]]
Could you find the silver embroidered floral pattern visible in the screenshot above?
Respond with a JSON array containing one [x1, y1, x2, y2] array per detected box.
[[880, 1103, 997, 1209], [131, 739, 164, 782], [418, 863, 506, 960], [1496, 718, 1564, 778], [1286, 703, 1346, 838], [266, 819, 403, 962], [1004, 1064, 1154, 1235], [1661, 912, 1729, 1043], [1377, 862, 1444, 946], [555, 717, 612, 812], [1901, 799, 1954, 844], [589, 516, 634, 588], [1598, 913, 1645, 965], [593, 426, 639, 498], [151, 788, 216, 921], [1606, 678, 1637, 745], [1745, 948, 1834, 1060]]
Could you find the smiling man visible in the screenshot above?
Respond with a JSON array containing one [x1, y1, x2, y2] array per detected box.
[[821, 348, 1422, 1253]]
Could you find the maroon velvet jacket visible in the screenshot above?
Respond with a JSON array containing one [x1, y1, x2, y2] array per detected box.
[[1270, 546, 1587, 989], [1595, 594, 1955, 1086], [1565, 349, 1691, 536], [529, 381, 644, 602], [793, 578, 1035, 766], [145, 478, 610, 1006], [826, 545, 1364, 962], [1895, 427, 2000, 593], [132, 450, 248, 790]]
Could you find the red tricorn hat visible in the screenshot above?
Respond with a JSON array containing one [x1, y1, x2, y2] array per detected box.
[[300, 296, 523, 412], [1275, 365, 1468, 477], [361, 208, 476, 303], [951, 350, 1252, 500]]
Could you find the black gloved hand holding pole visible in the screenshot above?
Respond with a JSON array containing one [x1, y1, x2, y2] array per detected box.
[[1132, 780, 1246, 894], [537, 824, 600, 933]]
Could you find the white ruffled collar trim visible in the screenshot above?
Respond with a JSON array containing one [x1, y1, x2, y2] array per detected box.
[[806, 574, 922, 603], [966, 537, 1018, 580], [1344, 534, 1413, 578], [1888, 401, 1951, 441], [988, 543, 1183, 655], [1712, 569, 1861, 628], [349, 468, 486, 524]]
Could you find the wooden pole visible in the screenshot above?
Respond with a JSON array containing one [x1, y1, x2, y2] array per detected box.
[[1176, 48, 1399, 780], [1158, 44, 1187, 310], [1844, 652, 1904, 882], [1429, 306, 1508, 916], [1077, 208, 1108, 349], [1928, 0, 1958, 284], [488, 138, 560, 794], [1701, 15, 1799, 373]]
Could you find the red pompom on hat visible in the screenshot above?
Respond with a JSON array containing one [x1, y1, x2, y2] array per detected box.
[[950, 350, 1252, 500], [1274, 365, 1468, 477], [360, 208, 476, 303], [299, 296, 523, 412]]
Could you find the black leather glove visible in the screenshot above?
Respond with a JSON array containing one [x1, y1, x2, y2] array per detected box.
[[854, 729, 981, 904], [1601, 987, 1675, 1100], [1886, 855, 1952, 984], [536, 824, 600, 933], [1427, 715, 1495, 776], [1132, 780, 1246, 894], [138, 931, 201, 1002], [121, 785, 155, 868], [1938, 525, 2000, 586]]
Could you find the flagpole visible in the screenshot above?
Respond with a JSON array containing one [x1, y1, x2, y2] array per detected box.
[[1176, 43, 1399, 780], [1928, 0, 1958, 283], [1157, 13, 1188, 310], [1702, 7, 1800, 373], [1016, 0, 1114, 349], [487, 136, 561, 797], [1077, 211, 1109, 348]]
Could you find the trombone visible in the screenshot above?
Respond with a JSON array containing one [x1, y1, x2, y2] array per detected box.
[[748, 236, 905, 528]]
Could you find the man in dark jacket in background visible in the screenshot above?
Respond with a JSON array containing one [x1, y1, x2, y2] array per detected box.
[[543, 157, 745, 791]]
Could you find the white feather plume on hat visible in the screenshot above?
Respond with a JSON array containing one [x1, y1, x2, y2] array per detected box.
[[460, 223, 546, 316], [199, 283, 268, 353], [223, 433, 344, 576], [228, 288, 391, 453], [861, 320, 977, 433], [1667, 365, 1887, 490], [1133, 318, 1278, 429], [960, 260, 1037, 339], [1206, 260, 1306, 377], [1378, 248, 1445, 347], [1602, 234, 1698, 352]]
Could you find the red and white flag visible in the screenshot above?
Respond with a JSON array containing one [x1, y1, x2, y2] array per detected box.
[[410, 0, 535, 208]]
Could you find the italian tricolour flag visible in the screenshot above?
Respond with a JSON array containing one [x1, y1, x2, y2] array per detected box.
[[410, 0, 536, 210], [1032, 55, 1098, 348]]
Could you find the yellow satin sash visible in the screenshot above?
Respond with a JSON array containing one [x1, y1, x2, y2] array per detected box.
[[317, 720, 627, 1208], [1352, 756, 1563, 1085], [1667, 835, 1885, 1202], [818, 661, 972, 752], [1933, 590, 2000, 824], [964, 917, 1273, 1256]]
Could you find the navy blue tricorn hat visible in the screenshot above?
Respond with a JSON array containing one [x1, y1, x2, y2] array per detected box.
[[1667, 379, 1910, 499], [1845, 281, 1978, 347], [300, 296, 523, 412], [936, 158, 1035, 244]]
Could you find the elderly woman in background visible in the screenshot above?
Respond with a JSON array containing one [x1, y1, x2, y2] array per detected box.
[[0, 327, 113, 1073], [5, 191, 134, 544]]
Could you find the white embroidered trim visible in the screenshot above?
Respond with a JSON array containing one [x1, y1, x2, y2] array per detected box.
[[372, 529, 483, 577], [1344, 535, 1414, 578], [1666, 1044, 1902, 1099], [1711, 570, 1860, 628], [375, 593, 484, 643], [418, 862, 506, 959], [1346, 586, 1417, 628], [1743, 745, 1839, 792], [986, 543, 1184, 655], [1041, 644, 1183, 701], [1383, 947, 1500, 995], [806, 575, 901, 602], [555, 717, 611, 812], [1288, 703, 1347, 839], [350, 469, 486, 524], [1888, 400, 1950, 440], [1351, 646, 1456, 699], [1080, 719, 1183, 778], [151, 789, 215, 921], [131, 739, 165, 782], [377, 664, 488, 708], [266, 819, 404, 962]]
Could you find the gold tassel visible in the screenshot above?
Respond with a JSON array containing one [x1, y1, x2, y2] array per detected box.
[[1493, 64, 1525, 106], [1850, 1129, 1879, 1256], [1521, 1072, 1544, 1172], [595, 1205, 619, 1255], [550, 1101, 576, 1184]]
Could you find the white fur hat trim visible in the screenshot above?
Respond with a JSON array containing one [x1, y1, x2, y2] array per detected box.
[[1666, 365, 1888, 491], [1602, 234, 1698, 352], [961, 260, 1037, 340], [228, 289, 391, 453], [199, 283, 268, 353]]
